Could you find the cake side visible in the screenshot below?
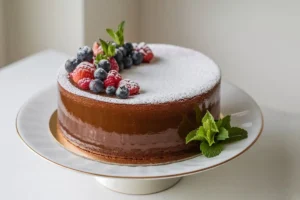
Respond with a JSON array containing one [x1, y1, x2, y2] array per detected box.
[[57, 81, 220, 164]]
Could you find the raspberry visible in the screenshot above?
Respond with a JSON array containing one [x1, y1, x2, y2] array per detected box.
[[104, 76, 117, 88], [77, 78, 92, 90], [136, 42, 154, 63], [107, 70, 122, 85], [118, 79, 140, 95], [71, 62, 95, 84], [109, 57, 119, 72]]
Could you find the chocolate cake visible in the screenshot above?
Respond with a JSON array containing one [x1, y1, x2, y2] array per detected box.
[[57, 44, 221, 164]]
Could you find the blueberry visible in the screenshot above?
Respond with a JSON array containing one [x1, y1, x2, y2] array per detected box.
[[116, 86, 129, 99], [118, 46, 127, 57], [114, 49, 123, 63], [106, 86, 116, 96], [94, 68, 107, 81], [77, 46, 93, 62], [89, 79, 105, 93], [123, 56, 133, 69], [131, 51, 144, 65], [123, 42, 133, 55], [65, 57, 81, 73], [97, 59, 111, 72]]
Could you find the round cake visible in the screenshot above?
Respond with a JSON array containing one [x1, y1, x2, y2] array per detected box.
[[57, 44, 221, 164]]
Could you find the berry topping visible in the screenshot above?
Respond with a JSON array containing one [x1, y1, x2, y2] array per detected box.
[[124, 42, 133, 55], [114, 49, 123, 63], [109, 57, 119, 72], [77, 78, 92, 90], [65, 57, 81, 73], [117, 61, 124, 72], [116, 85, 129, 99], [131, 51, 144, 65], [71, 62, 95, 83], [118, 46, 127, 57], [97, 59, 111, 72], [89, 79, 105, 93], [92, 42, 103, 56], [136, 42, 154, 63], [123, 56, 133, 69], [94, 68, 107, 81], [77, 46, 93, 62], [107, 70, 122, 84], [104, 76, 117, 88], [106, 86, 116, 96], [119, 79, 140, 95]]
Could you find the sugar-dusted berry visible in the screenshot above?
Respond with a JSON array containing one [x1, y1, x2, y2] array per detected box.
[[104, 76, 117, 88], [89, 79, 105, 93], [77, 78, 92, 90], [109, 57, 119, 72], [118, 79, 140, 95], [71, 62, 95, 84], [116, 85, 129, 99]]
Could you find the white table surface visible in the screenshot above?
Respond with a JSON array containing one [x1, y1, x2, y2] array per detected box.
[[0, 50, 299, 200]]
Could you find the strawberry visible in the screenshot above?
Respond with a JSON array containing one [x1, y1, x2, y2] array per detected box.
[[107, 70, 122, 85], [118, 79, 140, 95], [77, 78, 92, 90], [71, 62, 95, 84], [136, 42, 154, 63], [104, 76, 117, 88], [108, 57, 119, 72], [92, 41, 103, 56]]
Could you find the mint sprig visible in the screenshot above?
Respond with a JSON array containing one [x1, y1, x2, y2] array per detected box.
[[94, 39, 116, 64], [106, 21, 125, 46], [186, 110, 248, 158]]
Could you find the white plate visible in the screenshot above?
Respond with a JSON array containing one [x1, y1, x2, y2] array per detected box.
[[16, 81, 263, 179]]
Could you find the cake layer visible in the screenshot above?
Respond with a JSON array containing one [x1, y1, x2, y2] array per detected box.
[[57, 82, 220, 164]]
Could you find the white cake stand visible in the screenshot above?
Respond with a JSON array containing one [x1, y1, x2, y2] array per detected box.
[[16, 81, 263, 195]]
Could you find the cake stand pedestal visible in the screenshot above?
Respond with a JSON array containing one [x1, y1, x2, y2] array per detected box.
[[95, 177, 181, 194]]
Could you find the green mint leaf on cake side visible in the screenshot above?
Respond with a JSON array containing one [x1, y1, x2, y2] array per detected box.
[[106, 21, 125, 46], [185, 110, 248, 158]]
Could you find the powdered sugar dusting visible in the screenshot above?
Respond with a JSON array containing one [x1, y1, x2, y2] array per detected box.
[[57, 44, 221, 104]]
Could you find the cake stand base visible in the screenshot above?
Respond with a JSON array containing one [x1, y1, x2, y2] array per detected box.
[[95, 177, 182, 195]]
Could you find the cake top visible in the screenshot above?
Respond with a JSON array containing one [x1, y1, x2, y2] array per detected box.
[[58, 44, 221, 104]]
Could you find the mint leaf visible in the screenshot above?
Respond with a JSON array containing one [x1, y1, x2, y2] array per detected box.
[[217, 115, 231, 130], [118, 21, 125, 33], [99, 39, 108, 55], [106, 29, 117, 41], [194, 106, 202, 126], [196, 126, 207, 142], [94, 53, 106, 64], [200, 142, 223, 158], [196, 126, 216, 146], [108, 44, 115, 57], [223, 127, 248, 144], [216, 127, 229, 141], [186, 129, 199, 144], [202, 111, 218, 133]]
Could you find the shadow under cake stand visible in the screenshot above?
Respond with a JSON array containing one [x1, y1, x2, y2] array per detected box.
[[16, 81, 263, 195]]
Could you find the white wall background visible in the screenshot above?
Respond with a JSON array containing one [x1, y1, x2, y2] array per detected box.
[[84, 0, 140, 46], [3, 0, 84, 63], [141, 0, 300, 112]]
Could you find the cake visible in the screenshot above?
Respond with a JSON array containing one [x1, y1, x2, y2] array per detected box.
[[57, 22, 221, 164]]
